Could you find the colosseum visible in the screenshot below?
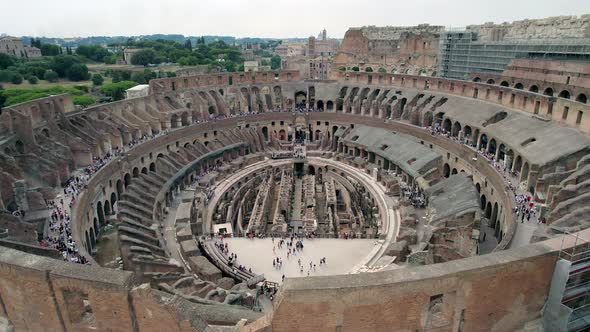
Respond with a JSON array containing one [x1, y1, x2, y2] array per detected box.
[[1, 61, 590, 331]]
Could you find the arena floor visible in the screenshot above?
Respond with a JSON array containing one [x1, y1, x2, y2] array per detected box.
[[222, 237, 379, 284]]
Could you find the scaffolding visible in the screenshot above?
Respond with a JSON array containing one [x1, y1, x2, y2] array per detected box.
[[438, 31, 590, 80], [544, 232, 590, 331]]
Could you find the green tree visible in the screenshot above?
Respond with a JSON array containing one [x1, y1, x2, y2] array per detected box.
[[27, 76, 39, 84], [11, 73, 23, 84], [339, 67, 346, 72], [72, 95, 96, 107], [270, 55, 281, 70], [100, 80, 138, 101], [40, 44, 62, 56], [352, 66, 360, 72], [378, 67, 387, 73], [50, 55, 82, 77], [0, 54, 16, 70], [43, 70, 59, 82], [66, 64, 90, 81], [76, 45, 110, 62], [184, 39, 192, 51], [130, 49, 156, 66], [92, 73, 104, 86]]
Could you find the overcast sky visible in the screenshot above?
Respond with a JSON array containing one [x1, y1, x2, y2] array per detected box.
[[1, 0, 590, 38]]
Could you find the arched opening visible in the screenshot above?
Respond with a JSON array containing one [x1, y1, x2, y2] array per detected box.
[[451, 168, 458, 175], [104, 200, 111, 216], [463, 126, 472, 144], [522, 162, 530, 182], [475, 183, 481, 193], [544, 87, 554, 97], [485, 202, 492, 219], [442, 118, 452, 133], [443, 163, 450, 178], [149, 162, 156, 172], [278, 129, 287, 141], [97, 202, 105, 226], [558, 90, 571, 99], [317, 100, 324, 110], [308, 165, 316, 175], [41, 128, 50, 138], [141, 167, 148, 175], [488, 138, 497, 155], [514, 155, 523, 175], [529, 85, 539, 93], [85, 231, 91, 252], [500, 81, 509, 87], [473, 77, 481, 82], [124, 173, 131, 188], [514, 83, 524, 89], [479, 134, 488, 150], [451, 121, 461, 137], [132, 167, 139, 177], [116, 179, 123, 199], [90, 228, 96, 248], [480, 195, 487, 209], [294, 91, 307, 107], [170, 114, 179, 128], [498, 144, 506, 161], [261, 127, 269, 141], [576, 93, 587, 104], [110, 192, 117, 211], [326, 100, 334, 110], [486, 79, 495, 84], [180, 112, 189, 126]]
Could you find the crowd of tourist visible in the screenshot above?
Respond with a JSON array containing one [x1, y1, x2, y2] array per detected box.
[[40, 199, 88, 264]]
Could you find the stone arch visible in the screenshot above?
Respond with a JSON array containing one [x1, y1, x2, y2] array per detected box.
[[317, 100, 324, 110], [261, 126, 269, 141], [473, 77, 481, 82], [463, 126, 472, 143], [181, 112, 189, 126], [442, 118, 452, 132], [308, 165, 316, 175], [544, 87, 554, 97], [423, 111, 433, 127], [149, 162, 156, 172], [278, 129, 287, 140], [529, 85, 539, 93], [110, 192, 117, 210], [85, 230, 91, 252], [488, 138, 497, 154], [443, 163, 450, 178], [104, 199, 111, 216], [476, 183, 481, 193], [141, 167, 148, 174], [451, 121, 461, 137], [522, 162, 530, 182], [479, 134, 488, 150], [498, 144, 506, 161], [500, 81, 509, 87], [514, 155, 523, 175], [514, 82, 524, 89], [452, 168, 458, 175], [132, 167, 139, 177], [576, 93, 587, 104], [97, 201, 105, 226], [326, 100, 334, 110], [480, 194, 487, 209], [486, 79, 495, 84], [124, 173, 131, 188], [558, 90, 571, 99], [485, 202, 492, 219], [170, 114, 179, 128]]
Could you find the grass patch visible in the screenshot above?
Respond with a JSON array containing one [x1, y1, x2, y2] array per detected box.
[[1, 86, 85, 106]]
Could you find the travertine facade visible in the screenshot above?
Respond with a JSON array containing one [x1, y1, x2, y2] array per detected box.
[[467, 15, 590, 41]]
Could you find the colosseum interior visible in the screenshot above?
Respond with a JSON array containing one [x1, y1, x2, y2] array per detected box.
[[1, 66, 590, 331]]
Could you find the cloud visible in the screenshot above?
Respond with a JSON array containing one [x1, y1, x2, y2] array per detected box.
[[1, 0, 589, 38]]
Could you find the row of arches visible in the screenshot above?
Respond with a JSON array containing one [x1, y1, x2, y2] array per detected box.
[[473, 77, 587, 104]]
